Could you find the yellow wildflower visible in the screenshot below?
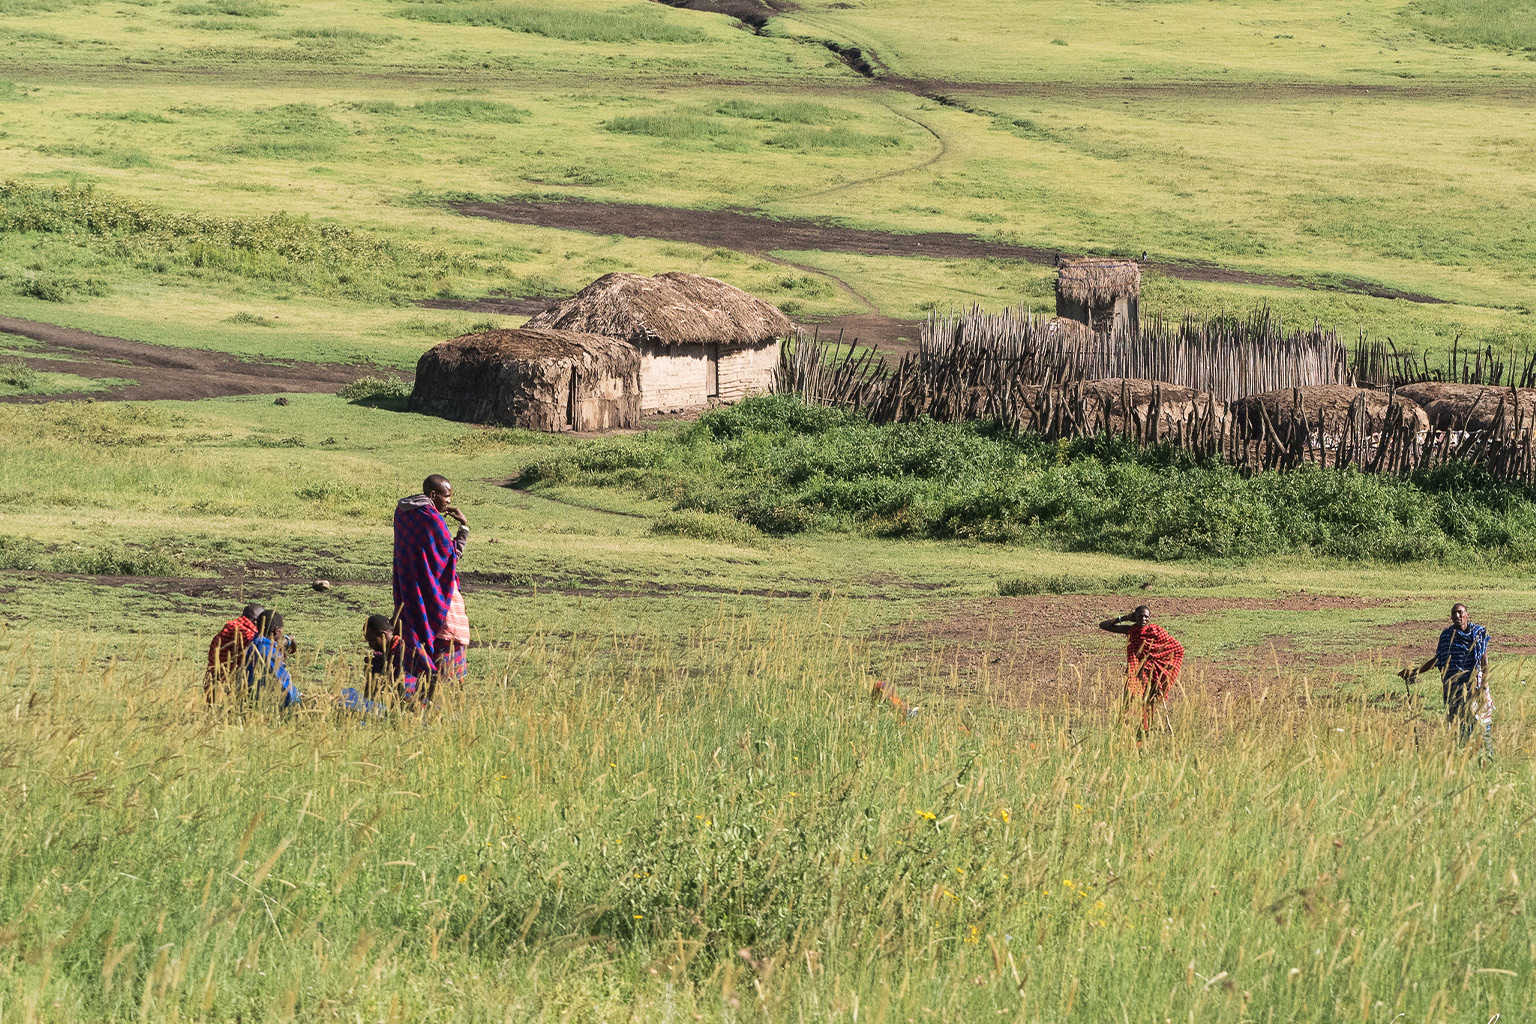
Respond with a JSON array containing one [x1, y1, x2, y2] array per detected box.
[[457, 874, 467, 884]]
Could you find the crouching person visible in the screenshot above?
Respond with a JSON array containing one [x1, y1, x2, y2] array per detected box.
[[204, 602, 263, 704], [246, 610, 302, 709]]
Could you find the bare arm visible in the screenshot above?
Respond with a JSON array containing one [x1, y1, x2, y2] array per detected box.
[[1099, 614, 1133, 635], [1399, 654, 1438, 681], [444, 505, 469, 555]]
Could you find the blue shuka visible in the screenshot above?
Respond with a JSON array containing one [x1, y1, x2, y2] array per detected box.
[[245, 634, 302, 708]]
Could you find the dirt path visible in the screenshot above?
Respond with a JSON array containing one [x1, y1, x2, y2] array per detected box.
[[453, 198, 1445, 304], [0, 316, 404, 403]]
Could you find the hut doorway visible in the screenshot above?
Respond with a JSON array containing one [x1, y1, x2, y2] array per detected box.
[[706, 343, 720, 399], [566, 369, 579, 429]]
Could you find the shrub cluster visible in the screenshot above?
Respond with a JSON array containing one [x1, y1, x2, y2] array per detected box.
[[0, 181, 472, 302], [337, 375, 411, 403], [524, 395, 1536, 563]]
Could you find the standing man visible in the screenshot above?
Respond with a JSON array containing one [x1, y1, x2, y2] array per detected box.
[[393, 474, 470, 702], [1099, 605, 1184, 741], [1400, 603, 1493, 761]]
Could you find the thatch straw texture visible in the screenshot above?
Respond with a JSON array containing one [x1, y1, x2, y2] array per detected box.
[[1055, 258, 1142, 304], [525, 271, 792, 348], [1230, 385, 1429, 437], [1390, 382, 1536, 433], [409, 328, 640, 431]]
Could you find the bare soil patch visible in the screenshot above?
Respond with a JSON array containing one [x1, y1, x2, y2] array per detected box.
[[0, 316, 405, 403], [453, 198, 1446, 304], [884, 593, 1407, 708]]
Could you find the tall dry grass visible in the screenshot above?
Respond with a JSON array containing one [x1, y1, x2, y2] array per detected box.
[[0, 604, 1529, 1021]]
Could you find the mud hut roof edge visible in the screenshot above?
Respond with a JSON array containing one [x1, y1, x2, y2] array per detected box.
[[524, 271, 793, 347]]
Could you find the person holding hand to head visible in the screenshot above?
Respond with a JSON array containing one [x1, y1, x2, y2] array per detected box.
[[1099, 605, 1184, 742], [392, 474, 470, 703]]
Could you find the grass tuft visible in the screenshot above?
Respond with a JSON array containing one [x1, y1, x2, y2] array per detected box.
[[337, 375, 410, 403], [394, 2, 706, 43]]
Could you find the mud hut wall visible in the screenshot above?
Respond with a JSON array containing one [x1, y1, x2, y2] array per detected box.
[[571, 362, 642, 431], [716, 340, 780, 403], [1053, 293, 1136, 335], [413, 354, 639, 431], [640, 342, 711, 412]]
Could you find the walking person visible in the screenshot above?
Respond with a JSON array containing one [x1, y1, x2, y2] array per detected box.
[[1400, 603, 1494, 761], [1099, 605, 1184, 742], [392, 474, 470, 702]]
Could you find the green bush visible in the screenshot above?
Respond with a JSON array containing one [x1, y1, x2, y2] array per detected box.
[[0, 180, 472, 303], [520, 395, 1536, 563], [1406, 0, 1536, 52], [337, 375, 411, 402], [648, 509, 763, 546], [0, 358, 39, 391], [394, 2, 705, 43], [997, 573, 1151, 596]]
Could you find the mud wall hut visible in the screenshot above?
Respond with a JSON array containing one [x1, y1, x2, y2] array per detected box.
[[1229, 385, 1429, 443], [1391, 382, 1536, 434], [525, 272, 792, 413], [1055, 257, 1141, 336], [409, 328, 640, 431]]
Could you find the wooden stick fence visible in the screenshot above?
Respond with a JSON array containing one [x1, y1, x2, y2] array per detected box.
[[776, 316, 1536, 484]]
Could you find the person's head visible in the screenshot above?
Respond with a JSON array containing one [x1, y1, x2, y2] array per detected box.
[[364, 613, 393, 651], [424, 474, 452, 512], [1131, 605, 1151, 626], [255, 609, 284, 639], [1451, 603, 1469, 630], [241, 603, 264, 623]]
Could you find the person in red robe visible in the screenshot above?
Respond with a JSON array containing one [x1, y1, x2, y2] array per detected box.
[[1099, 605, 1184, 740], [204, 602, 263, 704]]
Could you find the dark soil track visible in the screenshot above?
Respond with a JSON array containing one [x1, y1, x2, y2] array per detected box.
[[656, 0, 796, 32], [454, 199, 1445, 304], [0, 316, 403, 403]]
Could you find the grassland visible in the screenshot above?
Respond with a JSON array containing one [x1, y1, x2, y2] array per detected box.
[[6, 1, 1536, 1019], [2, 394, 1536, 1022], [1, 0, 1534, 361]]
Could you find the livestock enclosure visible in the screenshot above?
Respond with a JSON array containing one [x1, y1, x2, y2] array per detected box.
[[779, 308, 1536, 482]]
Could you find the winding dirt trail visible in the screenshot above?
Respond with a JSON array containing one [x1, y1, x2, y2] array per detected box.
[[453, 198, 1446, 304], [0, 316, 402, 403]]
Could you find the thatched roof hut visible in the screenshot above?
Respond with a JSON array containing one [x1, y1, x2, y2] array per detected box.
[[409, 328, 640, 431], [526, 271, 791, 413], [1055, 258, 1141, 335], [1389, 382, 1536, 433], [1230, 385, 1429, 438]]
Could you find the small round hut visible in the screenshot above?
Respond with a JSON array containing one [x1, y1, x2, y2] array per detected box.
[[409, 328, 640, 431], [1230, 385, 1429, 441], [525, 271, 792, 413], [1055, 257, 1141, 336], [1389, 382, 1536, 433]]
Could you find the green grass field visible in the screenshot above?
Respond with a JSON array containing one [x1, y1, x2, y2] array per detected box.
[[1, 394, 1535, 1022], [2, 0, 1536, 359], [5, 0, 1536, 1019]]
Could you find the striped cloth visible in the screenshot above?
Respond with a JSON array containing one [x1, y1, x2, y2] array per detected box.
[[392, 494, 468, 685], [1435, 624, 1490, 718]]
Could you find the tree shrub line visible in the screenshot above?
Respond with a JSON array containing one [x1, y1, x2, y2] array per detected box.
[[523, 394, 1536, 563]]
